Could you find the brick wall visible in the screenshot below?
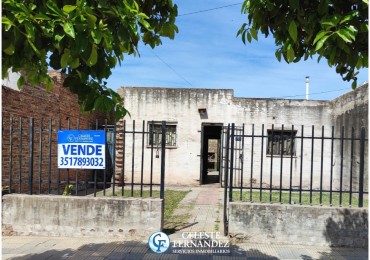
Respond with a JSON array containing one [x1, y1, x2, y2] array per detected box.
[[2, 71, 113, 194]]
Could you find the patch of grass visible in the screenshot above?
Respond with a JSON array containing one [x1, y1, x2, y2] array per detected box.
[[163, 190, 190, 220], [233, 190, 368, 207], [163, 190, 192, 235]]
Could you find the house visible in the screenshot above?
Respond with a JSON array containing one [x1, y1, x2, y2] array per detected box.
[[116, 84, 368, 190]]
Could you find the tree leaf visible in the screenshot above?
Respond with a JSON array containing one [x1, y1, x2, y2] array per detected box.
[[313, 30, 328, 45], [250, 28, 258, 40], [288, 21, 297, 42], [275, 50, 281, 62], [24, 21, 35, 41], [70, 57, 80, 69], [247, 32, 252, 43], [87, 14, 97, 28], [336, 29, 353, 43], [138, 19, 151, 30], [17, 75, 25, 89], [63, 5, 77, 13], [2, 17, 13, 25], [61, 49, 71, 68], [91, 30, 103, 44], [63, 22, 75, 38], [3, 43, 15, 55], [87, 45, 98, 66], [287, 47, 295, 62], [321, 15, 340, 27], [314, 35, 330, 51]]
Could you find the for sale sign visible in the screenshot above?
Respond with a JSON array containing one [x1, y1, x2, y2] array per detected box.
[[58, 130, 105, 169]]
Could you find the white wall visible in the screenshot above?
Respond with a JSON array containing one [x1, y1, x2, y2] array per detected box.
[[118, 87, 336, 187]]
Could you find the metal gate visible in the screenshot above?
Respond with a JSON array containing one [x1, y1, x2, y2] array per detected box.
[[221, 123, 367, 236], [2, 117, 167, 199], [221, 124, 244, 235]]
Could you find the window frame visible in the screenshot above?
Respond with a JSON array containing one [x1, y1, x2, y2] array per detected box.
[[147, 122, 177, 148], [266, 129, 297, 157]]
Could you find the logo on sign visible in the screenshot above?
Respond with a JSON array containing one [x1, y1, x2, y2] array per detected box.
[[148, 232, 170, 253], [67, 134, 75, 142]]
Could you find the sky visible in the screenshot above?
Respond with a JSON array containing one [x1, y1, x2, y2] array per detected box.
[[106, 1, 368, 101]]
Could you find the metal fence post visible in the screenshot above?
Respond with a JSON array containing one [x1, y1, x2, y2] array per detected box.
[[358, 127, 365, 207], [160, 121, 166, 200], [223, 124, 230, 236], [229, 123, 235, 202], [28, 118, 34, 195]]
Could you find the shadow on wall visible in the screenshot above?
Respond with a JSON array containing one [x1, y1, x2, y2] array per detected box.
[[323, 208, 368, 248]]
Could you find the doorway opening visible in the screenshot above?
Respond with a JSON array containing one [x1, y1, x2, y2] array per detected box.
[[201, 124, 222, 184]]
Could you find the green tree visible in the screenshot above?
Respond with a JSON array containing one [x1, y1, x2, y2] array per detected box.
[[2, 0, 178, 120], [238, 0, 368, 88]]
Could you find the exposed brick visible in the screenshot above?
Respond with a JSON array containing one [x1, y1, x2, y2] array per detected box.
[[2, 71, 114, 194]]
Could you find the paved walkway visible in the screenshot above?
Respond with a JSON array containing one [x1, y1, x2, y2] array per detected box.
[[2, 185, 368, 259]]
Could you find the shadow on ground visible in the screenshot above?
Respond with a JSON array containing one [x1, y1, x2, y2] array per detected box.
[[4, 240, 278, 260], [4, 239, 368, 260]]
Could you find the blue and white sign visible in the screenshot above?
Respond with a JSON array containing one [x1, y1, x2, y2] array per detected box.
[[58, 130, 105, 169], [148, 232, 170, 253]]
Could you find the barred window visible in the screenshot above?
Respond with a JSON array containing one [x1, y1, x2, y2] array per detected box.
[[267, 130, 296, 156], [148, 123, 177, 147]]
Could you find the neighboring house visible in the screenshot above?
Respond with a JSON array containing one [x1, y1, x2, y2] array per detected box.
[[117, 84, 368, 190], [2, 71, 113, 193]]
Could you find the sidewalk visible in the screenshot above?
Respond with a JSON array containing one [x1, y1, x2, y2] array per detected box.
[[2, 185, 368, 260]]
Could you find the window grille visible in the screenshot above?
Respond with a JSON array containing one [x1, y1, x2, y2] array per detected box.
[[267, 130, 296, 156], [148, 123, 177, 147]]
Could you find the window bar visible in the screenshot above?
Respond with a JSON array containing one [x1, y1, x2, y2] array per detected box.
[[57, 118, 61, 195], [309, 125, 314, 205], [131, 120, 135, 197], [75, 119, 80, 196], [229, 123, 235, 202], [28, 117, 34, 195], [269, 124, 274, 203], [121, 120, 126, 196], [279, 124, 284, 203], [150, 121, 154, 197], [289, 125, 294, 204], [259, 124, 264, 202], [299, 125, 304, 205], [140, 120, 145, 197], [358, 127, 365, 208], [18, 117, 23, 193], [339, 126, 344, 206], [112, 121, 117, 196], [38, 118, 43, 194], [8, 117, 13, 193], [47, 119, 52, 194], [240, 124, 245, 201], [249, 124, 255, 202], [93, 119, 98, 197], [320, 126, 324, 205], [329, 126, 334, 206], [349, 127, 355, 206]]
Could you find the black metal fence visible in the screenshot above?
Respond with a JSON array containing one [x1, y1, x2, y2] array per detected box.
[[2, 117, 166, 199], [222, 123, 368, 208]]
